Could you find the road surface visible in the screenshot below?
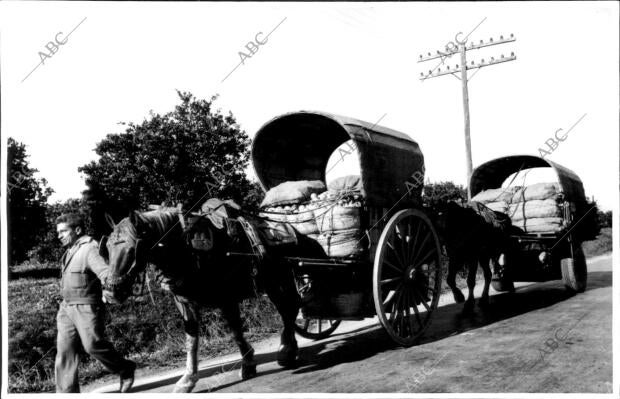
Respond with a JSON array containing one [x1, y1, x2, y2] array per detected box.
[[89, 254, 613, 393]]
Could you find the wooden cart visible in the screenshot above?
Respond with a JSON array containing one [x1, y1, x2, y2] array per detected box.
[[251, 111, 443, 346], [469, 155, 598, 293]]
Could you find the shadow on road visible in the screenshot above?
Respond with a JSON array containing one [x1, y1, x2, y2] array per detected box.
[[136, 270, 611, 393], [287, 271, 611, 378]]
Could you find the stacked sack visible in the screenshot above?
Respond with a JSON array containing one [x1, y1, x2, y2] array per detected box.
[[471, 187, 518, 213], [473, 182, 564, 234], [259, 180, 326, 244], [508, 182, 563, 233], [314, 175, 365, 258]]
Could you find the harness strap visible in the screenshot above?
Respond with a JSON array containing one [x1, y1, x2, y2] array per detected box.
[[237, 216, 266, 262]]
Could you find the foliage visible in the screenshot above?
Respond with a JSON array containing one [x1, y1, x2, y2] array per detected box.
[[79, 91, 262, 237], [597, 210, 612, 228], [582, 227, 613, 258], [422, 181, 467, 207], [7, 138, 54, 265]]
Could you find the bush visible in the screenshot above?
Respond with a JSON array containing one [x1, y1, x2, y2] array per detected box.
[[582, 227, 613, 258], [597, 210, 612, 228]]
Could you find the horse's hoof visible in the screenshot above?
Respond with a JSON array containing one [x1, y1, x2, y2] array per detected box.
[[240, 362, 257, 380], [276, 343, 298, 369], [172, 373, 198, 393], [172, 383, 196, 393], [454, 291, 466, 303]]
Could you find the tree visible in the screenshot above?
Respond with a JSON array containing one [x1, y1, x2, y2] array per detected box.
[[597, 209, 612, 228], [422, 181, 467, 207], [79, 91, 262, 236], [6, 138, 54, 265]]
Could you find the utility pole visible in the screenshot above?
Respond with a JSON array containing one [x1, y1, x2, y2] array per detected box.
[[419, 33, 517, 198]]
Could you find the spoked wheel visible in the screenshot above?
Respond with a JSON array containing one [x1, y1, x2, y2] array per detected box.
[[561, 238, 587, 293], [294, 317, 341, 340], [373, 209, 443, 346], [293, 275, 341, 340]]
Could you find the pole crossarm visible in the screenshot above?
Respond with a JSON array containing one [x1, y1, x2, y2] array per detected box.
[[418, 34, 515, 63], [419, 53, 516, 80]]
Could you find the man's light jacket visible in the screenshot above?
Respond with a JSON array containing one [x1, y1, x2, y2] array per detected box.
[[60, 235, 109, 304]]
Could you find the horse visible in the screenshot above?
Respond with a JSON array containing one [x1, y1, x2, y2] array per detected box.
[[100, 202, 303, 393], [433, 200, 513, 313]]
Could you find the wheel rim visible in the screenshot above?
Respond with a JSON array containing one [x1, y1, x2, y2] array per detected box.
[[294, 275, 341, 339], [373, 209, 442, 346], [294, 316, 341, 339]]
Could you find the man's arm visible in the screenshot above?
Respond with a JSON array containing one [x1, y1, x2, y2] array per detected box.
[[86, 245, 110, 281]]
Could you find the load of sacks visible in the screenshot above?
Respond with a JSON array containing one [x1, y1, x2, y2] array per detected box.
[[259, 175, 365, 257], [471, 182, 565, 233]]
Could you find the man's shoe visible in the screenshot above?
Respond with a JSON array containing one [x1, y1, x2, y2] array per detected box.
[[119, 361, 136, 393]]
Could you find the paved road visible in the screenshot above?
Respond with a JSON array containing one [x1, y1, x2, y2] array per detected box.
[[90, 254, 613, 394]]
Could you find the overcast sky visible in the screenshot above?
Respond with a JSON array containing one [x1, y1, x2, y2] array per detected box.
[[1, 2, 618, 210]]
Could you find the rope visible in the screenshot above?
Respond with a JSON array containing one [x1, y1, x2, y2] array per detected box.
[[245, 189, 362, 224]]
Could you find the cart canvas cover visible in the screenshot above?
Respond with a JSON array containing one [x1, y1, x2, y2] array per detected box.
[[251, 111, 425, 208]]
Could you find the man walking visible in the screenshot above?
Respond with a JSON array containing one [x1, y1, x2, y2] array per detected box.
[[54, 213, 135, 393]]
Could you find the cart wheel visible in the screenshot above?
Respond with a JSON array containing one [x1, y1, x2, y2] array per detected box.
[[294, 317, 341, 340], [373, 209, 442, 346], [293, 275, 341, 340], [561, 241, 587, 293]]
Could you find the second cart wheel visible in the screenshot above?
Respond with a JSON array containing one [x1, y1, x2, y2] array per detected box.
[[561, 241, 587, 293], [294, 316, 341, 340], [373, 209, 443, 346]]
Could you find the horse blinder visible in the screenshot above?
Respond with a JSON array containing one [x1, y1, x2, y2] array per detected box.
[[99, 235, 109, 261]]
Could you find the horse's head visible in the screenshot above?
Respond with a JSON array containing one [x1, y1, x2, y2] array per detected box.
[[101, 211, 150, 304]]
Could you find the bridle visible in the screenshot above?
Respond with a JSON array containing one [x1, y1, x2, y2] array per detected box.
[[100, 226, 149, 299]]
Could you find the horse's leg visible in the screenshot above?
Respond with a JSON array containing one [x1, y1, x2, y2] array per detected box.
[[219, 302, 257, 380], [172, 296, 200, 393], [478, 254, 492, 308], [446, 255, 465, 303], [263, 261, 299, 368], [463, 259, 478, 314]]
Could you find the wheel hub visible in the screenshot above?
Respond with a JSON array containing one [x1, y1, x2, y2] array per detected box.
[[405, 263, 428, 281]]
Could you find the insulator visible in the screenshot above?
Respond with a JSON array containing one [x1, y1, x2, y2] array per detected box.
[[428, 52, 431, 56], [447, 65, 450, 70], [419, 54, 423, 59], [500, 35, 504, 40], [420, 72, 423, 76], [490, 37, 493, 42], [438, 68, 441, 72], [491, 57, 495, 61], [428, 70, 432, 74], [481, 58, 485, 63], [479, 40, 483, 44], [471, 61, 474, 65], [510, 33, 514, 38], [456, 64, 459, 68], [511, 52, 514, 56], [501, 54, 505, 58]]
